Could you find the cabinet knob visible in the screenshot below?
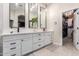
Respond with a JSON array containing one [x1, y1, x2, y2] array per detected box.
[[39, 39, 41, 40], [39, 34, 41, 35], [38, 44, 41, 46], [21, 40, 23, 41], [77, 27, 79, 29], [77, 42, 79, 45]]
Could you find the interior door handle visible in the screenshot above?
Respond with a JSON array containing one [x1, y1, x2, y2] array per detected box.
[[77, 27, 79, 29]]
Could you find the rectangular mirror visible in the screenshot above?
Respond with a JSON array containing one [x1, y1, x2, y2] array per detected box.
[[40, 4, 47, 29], [28, 3, 38, 28], [9, 3, 25, 28]]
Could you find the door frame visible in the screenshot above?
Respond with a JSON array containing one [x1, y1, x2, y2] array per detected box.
[[62, 8, 78, 45]]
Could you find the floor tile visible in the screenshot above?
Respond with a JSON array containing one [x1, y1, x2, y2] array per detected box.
[[27, 38, 79, 56]]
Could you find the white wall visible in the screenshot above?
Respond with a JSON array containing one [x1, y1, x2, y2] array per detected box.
[[2, 3, 9, 33], [47, 3, 79, 45], [0, 4, 3, 35]]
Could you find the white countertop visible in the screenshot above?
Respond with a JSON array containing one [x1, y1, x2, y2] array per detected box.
[[1, 30, 54, 36]]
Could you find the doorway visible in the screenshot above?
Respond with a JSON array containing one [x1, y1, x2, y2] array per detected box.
[[62, 9, 77, 46]]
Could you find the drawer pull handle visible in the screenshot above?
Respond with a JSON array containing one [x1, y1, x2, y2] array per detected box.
[[21, 40, 23, 41], [39, 34, 41, 35], [11, 54, 16, 56], [39, 39, 41, 40], [10, 47, 16, 50], [38, 44, 41, 46], [10, 42, 16, 45]]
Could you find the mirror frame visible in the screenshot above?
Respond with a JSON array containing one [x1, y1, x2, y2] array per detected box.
[[28, 3, 38, 29], [9, 3, 26, 28], [40, 5, 47, 29]]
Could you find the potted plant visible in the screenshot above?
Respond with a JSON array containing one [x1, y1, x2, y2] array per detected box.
[[31, 16, 38, 28]]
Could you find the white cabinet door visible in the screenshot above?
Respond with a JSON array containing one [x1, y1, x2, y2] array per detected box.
[[21, 38, 32, 55], [74, 9, 79, 49]]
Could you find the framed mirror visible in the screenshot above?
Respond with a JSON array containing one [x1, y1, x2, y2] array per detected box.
[[40, 4, 47, 29], [9, 3, 25, 28], [28, 3, 38, 28]]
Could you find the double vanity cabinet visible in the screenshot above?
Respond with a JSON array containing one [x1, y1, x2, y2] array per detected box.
[[0, 31, 53, 56], [0, 4, 53, 56]]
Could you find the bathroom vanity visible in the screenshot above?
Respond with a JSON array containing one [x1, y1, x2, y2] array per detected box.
[[0, 31, 53, 56], [0, 3, 54, 56]]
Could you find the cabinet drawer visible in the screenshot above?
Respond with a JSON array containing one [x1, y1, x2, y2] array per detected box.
[[44, 39, 52, 45], [44, 36, 51, 39], [3, 35, 16, 41], [33, 42, 45, 50], [18, 34, 32, 39], [3, 40, 21, 53], [33, 37, 44, 43], [3, 50, 21, 56], [3, 40, 20, 48], [3, 45, 21, 54], [21, 38, 32, 41], [33, 33, 40, 37], [44, 35, 52, 45], [3, 34, 32, 42], [44, 32, 51, 36]]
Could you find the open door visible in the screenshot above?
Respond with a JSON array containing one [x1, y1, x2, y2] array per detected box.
[[74, 9, 79, 49]]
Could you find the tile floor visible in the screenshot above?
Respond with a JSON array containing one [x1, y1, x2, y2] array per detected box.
[[28, 38, 79, 56]]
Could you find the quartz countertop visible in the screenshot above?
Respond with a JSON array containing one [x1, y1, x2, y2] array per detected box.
[[1, 30, 54, 36]]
